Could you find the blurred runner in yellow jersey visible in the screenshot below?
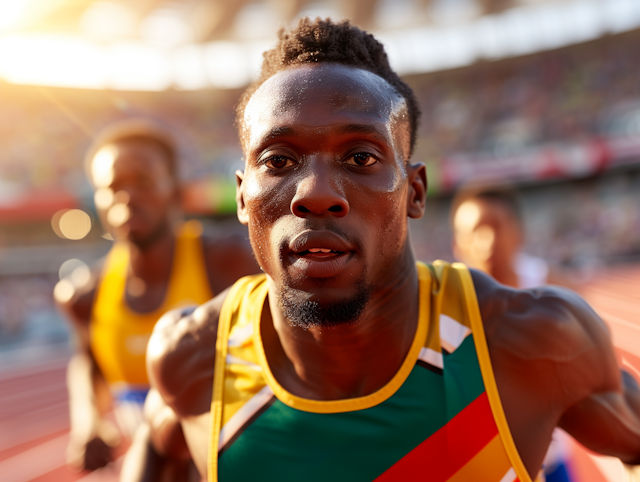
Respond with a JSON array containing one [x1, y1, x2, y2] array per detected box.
[[451, 186, 573, 482], [55, 120, 259, 475]]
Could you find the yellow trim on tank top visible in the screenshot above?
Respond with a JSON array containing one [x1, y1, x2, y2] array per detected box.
[[208, 263, 542, 482], [250, 263, 432, 414], [455, 262, 535, 482], [209, 275, 262, 482]]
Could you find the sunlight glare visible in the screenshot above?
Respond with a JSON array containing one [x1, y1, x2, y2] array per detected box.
[[0, 1, 27, 30], [91, 146, 117, 187], [0, 35, 107, 88]]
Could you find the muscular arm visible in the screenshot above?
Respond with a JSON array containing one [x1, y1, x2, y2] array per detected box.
[[141, 292, 227, 478], [120, 389, 193, 482], [472, 270, 640, 473], [55, 262, 118, 470], [559, 362, 640, 463]]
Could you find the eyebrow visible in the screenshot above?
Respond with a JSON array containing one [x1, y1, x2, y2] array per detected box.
[[261, 124, 383, 139], [259, 126, 296, 140], [337, 124, 384, 136], [251, 123, 388, 154]]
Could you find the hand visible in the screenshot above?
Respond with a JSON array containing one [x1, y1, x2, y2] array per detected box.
[[626, 464, 640, 482], [67, 435, 114, 471]]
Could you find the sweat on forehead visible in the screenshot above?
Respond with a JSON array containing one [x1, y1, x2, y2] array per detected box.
[[241, 64, 410, 151]]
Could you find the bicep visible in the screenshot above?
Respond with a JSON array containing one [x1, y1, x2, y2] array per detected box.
[[555, 291, 640, 462], [559, 369, 640, 463]]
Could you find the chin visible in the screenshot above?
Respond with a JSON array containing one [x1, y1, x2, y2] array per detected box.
[[278, 272, 373, 330]]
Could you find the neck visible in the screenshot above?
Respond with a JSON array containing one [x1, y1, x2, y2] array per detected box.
[[487, 258, 518, 288], [262, 248, 420, 400], [127, 224, 175, 282]]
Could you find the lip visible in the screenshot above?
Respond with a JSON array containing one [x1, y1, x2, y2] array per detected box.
[[289, 230, 356, 254], [288, 230, 357, 279]]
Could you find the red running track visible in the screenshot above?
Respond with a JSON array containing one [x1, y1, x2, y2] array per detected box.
[[1, 264, 638, 482], [0, 358, 120, 482]]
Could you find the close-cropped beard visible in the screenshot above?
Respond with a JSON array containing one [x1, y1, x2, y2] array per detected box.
[[278, 277, 373, 330]]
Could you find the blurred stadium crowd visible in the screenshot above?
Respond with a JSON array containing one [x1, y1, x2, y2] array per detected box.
[[1, 22, 640, 348], [413, 30, 640, 160]]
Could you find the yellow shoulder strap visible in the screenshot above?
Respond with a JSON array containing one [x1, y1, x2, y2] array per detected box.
[[208, 274, 267, 482], [454, 262, 534, 482]]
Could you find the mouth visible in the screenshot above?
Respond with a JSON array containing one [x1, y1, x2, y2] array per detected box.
[[296, 247, 346, 259], [287, 230, 358, 279]]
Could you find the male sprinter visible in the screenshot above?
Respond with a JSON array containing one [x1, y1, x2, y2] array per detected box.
[[55, 120, 258, 473], [142, 19, 640, 482], [451, 186, 565, 289]]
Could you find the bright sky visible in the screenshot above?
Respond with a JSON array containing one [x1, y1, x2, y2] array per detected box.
[[0, 0, 639, 91]]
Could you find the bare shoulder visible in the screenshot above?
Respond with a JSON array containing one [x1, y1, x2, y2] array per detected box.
[[147, 288, 231, 417], [201, 231, 260, 293], [470, 269, 618, 402]]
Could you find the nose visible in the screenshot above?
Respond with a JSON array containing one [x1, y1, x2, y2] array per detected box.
[[290, 162, 349, 218], [114, 190, 131, 205]]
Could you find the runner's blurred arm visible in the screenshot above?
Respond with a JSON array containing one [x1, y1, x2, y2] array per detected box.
[[120, 389, 193, 482], [55, 265, 118, 471]]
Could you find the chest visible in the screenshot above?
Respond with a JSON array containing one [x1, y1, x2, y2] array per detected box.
[[216, 340, 503, 482]]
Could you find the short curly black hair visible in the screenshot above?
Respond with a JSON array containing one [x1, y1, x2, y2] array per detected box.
[[236, 17, 421, 156]]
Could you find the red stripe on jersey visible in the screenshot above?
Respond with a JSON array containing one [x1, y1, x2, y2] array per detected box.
[[374, 392, 498, 482]]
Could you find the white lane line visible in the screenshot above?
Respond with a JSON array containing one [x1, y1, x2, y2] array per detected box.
[[0, 433, 68, 482], [0, 395, 69, 422], [0, 359, 68, 382], [0, 383, 67, 405], [0, 402, 68, 453]]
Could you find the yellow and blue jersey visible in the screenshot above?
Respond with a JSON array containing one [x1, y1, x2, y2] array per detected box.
[[90, 220, 213, 429]]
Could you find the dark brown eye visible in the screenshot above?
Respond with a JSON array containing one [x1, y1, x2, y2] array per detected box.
[[347, 153, 377, 166], [265, 156, 294, 169]]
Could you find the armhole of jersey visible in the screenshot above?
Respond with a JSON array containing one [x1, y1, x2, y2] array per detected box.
[[453, 262, 534, 482]]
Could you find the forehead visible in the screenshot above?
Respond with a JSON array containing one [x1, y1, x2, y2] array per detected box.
[[242, 64, 408, 150], [454, 198, 517, 231], [90, 139, 170, 185]]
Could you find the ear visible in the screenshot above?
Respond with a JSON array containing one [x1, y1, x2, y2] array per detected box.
[[406, 162, 427, 219], [236, 170, 249, 226]]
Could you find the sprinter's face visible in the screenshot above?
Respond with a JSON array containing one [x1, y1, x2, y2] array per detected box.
[[91, 140, 178, 246], [237, 64, 425, 312], [453, 198, 522, 273]]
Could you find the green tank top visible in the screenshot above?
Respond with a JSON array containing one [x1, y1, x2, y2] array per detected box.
[[208, 261, 537, 482]]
